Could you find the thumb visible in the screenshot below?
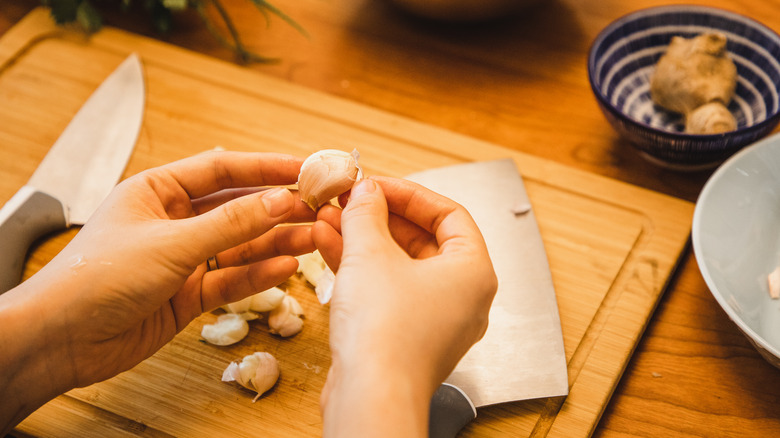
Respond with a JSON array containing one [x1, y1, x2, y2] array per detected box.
[[340, 179, 394, 257]]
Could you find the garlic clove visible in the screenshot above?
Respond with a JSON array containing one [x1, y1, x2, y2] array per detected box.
[[297, 149, 362, 210], [315, 266, 335, 305], [249, 286, 287, 312], [268, 294, 304, 337], [201, 313, 250, 346], [297, 250, 327, 287], [221, 294, 253, 314], [222, 352, 280, 402]]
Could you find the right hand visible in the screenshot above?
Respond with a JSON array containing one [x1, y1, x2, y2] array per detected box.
[[313, 176, 497, 437]]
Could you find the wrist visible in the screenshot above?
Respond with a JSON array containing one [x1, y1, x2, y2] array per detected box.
[[0, 274, 77, 434], [322, 348, 436, 438]]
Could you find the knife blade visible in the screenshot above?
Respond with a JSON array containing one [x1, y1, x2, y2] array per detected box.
[[405, 159, 568, 437], [0, 53, 145, 293]]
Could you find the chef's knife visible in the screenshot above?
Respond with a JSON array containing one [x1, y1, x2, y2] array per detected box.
[[0, 54, 145, 293], [405, 159, 568, 437]]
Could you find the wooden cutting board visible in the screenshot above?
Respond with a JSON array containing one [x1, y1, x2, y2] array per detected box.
[[3, 9, 694, 437]]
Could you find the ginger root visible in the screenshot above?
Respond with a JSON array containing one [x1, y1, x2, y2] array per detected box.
[[686, 102, 737, 134], [650, 32, 738, 134]]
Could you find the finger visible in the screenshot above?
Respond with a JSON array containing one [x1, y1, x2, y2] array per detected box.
[[316, 204, 342, 233], [386, 213, 439, 259], [373, 176, 485, 250], [312, 220, 343, 271], [181, 187, 296, 260], [200, 256, 299, 311], [159, 152, 304, 199], [193, 187, 316, 223], [340, 179, 396, 257], [191, 187, 263, 213], [217, 225, 315, 268]]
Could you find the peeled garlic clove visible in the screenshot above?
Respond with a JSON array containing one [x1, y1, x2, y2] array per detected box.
[[221, 294, 253, 314], [297, 149, 362, 210], [297, 250, 327, 287], [268, 294, 304, 337], [249, 286, 287, 312], [201, 313, 250, 346], [222, 352, 280, 402]]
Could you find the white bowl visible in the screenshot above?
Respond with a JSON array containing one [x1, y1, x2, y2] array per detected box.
[[693, 132, 780, 369]]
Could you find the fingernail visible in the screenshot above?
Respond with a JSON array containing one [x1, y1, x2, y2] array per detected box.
[[351, 179, 376, 199], [262, 187, 292, 218]]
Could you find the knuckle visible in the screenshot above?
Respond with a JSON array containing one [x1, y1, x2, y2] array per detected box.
[[221, 200, 255, 236]]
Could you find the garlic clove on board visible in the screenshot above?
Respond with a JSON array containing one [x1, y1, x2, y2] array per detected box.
[[297, 149, 362, 210], [249, 286, 287, 312], [222, 352, 280, 402], [221, 295, 253, 314], [222, 287, 287, 314], [201, 313, 251, 346], [268, 294, 304, 337]]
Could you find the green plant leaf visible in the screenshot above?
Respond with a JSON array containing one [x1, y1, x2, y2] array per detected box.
[[151, 0, 173, 33], [47, 0, 80, 24], [76, 0, 102, 32], [162, 0, 188, 11], [249, 0, 309, 38]]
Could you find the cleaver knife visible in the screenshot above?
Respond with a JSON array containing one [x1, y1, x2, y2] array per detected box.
[[0, 54, 145, 293], [405, 159, 568, 437]]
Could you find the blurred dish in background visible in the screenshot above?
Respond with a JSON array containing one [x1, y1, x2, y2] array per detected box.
[[588, 5, 780, 170], [386, 0, 542, 22], [693, 132, 780, 370]]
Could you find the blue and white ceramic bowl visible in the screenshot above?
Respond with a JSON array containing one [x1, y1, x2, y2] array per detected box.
[[588, 5, 780, 170]]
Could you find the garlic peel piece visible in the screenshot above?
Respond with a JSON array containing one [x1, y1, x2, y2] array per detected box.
[[222, 352, 280, 402], [297, 149, 362, 210], [201, 313, 250, 346], [315, 267, 335, 305]]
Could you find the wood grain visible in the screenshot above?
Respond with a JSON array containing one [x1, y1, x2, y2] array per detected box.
[[1, 0, 780, 436], [0, 9, 692, 437]]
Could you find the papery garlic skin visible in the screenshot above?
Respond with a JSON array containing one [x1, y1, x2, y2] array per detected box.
[[201, 313, 250, 346], [268, 294, 304, 337], [222, 352, 280, 402], [297, 149, 362, 210], [315, 266, 335, 305]]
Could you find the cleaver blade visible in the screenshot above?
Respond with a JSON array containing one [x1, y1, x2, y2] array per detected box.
[[405, 159, 568, 437]]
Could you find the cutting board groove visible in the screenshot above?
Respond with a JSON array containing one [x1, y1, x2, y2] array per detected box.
[[2, 9, 694, 437]]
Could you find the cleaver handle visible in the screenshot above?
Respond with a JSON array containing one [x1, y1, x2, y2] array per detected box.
[[0, 185, 68, 293], [428, 383, 477, 438]]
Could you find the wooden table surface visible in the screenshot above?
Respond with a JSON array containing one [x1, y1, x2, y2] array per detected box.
[[3, 0, 780, 436]]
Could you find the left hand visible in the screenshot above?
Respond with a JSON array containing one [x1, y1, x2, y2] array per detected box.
[[4, 151, 315, 393]]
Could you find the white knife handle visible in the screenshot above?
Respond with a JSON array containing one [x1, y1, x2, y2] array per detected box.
[[0, 186, 68, 293], [428, 383, 477, 438]]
